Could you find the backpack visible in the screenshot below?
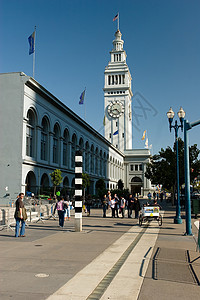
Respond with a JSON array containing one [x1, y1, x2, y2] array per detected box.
[[57, 201, 63, 211]]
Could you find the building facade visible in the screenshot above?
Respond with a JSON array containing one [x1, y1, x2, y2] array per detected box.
[[0, 30, 151, 202]]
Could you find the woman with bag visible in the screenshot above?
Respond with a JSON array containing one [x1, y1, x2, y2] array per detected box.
[[54, 196, 66, 227], [14, 193, 27, 237]]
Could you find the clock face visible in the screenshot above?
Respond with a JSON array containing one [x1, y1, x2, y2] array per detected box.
[[107, 101, 124, 118]]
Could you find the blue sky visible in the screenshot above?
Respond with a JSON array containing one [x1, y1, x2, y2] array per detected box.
[[0, 0, 200, 155]]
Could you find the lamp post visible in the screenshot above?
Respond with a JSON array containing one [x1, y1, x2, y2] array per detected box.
[[167, 107, 185, 224], [184, 118, 200, 235]]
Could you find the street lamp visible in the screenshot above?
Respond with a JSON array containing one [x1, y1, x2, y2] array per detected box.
[[167, 107, 185, 224], [184, 118, 200, 235]]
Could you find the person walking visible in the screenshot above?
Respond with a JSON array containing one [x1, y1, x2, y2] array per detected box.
[[147, 192, 152, 201], [114, 194, 119, 218], [85, 195, 92, 216], [66, 198, 72, 221], [14, 193, 27, 237], [127, 194, 134, 218], [134, 196, 141, 219], [109, 197, 115, 218], [120, 196, 126, 218], [54, 197, 66, 227], [102, 194, 108, 218]]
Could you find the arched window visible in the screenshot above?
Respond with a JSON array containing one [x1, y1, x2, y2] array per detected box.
[[131, 176, 142, 183], [26, 109, 36, 157], [85, 141, 89, 172], [95, 148, 99, 175], [41, 117, 49, 161], [63, 176, 69, 187], [104, 154, 106, 177], [71, 134, 77, 168], [99, 150, 102, 176], [90, 145, 94, 173], [63, 129, 69, 167], [53, 123, 60, 164], [40, 173, 49, 193], [25, 171, 36, 194]]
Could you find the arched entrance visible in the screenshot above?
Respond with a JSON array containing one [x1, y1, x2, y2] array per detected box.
[[63, 176, 69, 187], [40, 173, 49, 194], [131, 176, 142, 195], [25, 171, 37, 195]]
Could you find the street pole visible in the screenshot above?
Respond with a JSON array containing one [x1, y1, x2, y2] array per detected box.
[[167, 107, 185, 224], [174, 121, 182, 224], [184, 118, 200, 235], [75, 150, 83, 232]]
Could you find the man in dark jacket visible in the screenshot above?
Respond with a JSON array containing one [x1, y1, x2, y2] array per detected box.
[[134, 196, 141, 219], [127, 194, 134, 218]]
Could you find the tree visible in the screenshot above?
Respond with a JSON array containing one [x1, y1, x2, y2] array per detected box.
[[95, 178, 106, 198], [50, 169, 63, 196], [82, 173, 90, 199], [145, 139, 200, 201]]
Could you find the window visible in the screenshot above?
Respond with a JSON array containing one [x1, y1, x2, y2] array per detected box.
[[130, 164, 134, 171], [85, 142, 89, 172], [90, 145, 94, 173], [112, 75, 114, 85], [26, 110, 35, 157], [71, 134, 77, 168], [139, 164, 143, 171], [41, 117, 48, 161], [122, 133, 124, 138], [135, 165, 138, 171], [108, 75, 111, 85], [110, 133, 111, 138], [53, 124, 60, 164], [63, 129, 69, 166], [116, 122, 118, 126], [95, 148, 99, 174]]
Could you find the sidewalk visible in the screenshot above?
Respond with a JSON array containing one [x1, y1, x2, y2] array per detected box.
[[0, 202, 199, 300]]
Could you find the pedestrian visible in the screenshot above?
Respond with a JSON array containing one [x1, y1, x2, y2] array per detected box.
[[120, 196, 126, 218], [109, 197, 115, 218], [14, 193, 27, 237], [153, 191, 156, 200], [54, 196, 66, 227], [127, 194, 134, 218], [114, 194, 119, 218], [85, 195, 92, 216], [134, 196, 141, 219], [102, 194, 108, 217], [66, 198, 72, 221], [147, 192, 152, 201]]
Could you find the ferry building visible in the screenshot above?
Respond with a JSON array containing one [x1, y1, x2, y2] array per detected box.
[[0, 29, 152, 201]]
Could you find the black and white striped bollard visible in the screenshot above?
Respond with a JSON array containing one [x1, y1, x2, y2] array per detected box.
[[75, 150, 83, 232]]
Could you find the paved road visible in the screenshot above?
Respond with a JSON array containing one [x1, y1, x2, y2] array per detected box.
[[0, 202, 199, 299]]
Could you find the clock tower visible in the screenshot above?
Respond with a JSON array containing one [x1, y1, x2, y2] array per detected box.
[[104, 29, 133, 151]]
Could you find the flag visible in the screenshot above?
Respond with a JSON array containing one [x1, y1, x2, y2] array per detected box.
[[28, 31, 35, 55], [113, 130, 118, 135], [145, 137, 149, 148], [113, 13, 119, 21], [79, 89, 85, 104], [103, 115, 106, 126], [141, 130, 146, 140], [149, 144, 152, 149]]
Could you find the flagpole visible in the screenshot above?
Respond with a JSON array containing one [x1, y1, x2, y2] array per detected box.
[[84, 87, 86, 121], [118, 12, 119, 30], [33, 26, 36, 78]]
